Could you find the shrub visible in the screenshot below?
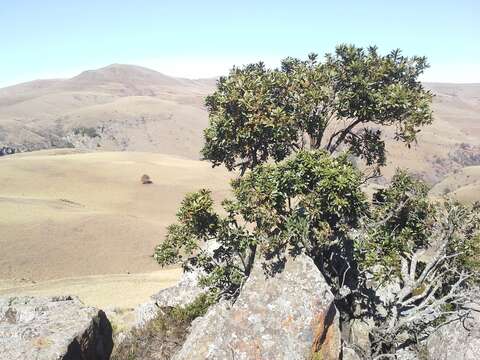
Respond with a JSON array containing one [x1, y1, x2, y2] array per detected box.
[[72, 127, 100, 138], [141, 174, 153, 184]]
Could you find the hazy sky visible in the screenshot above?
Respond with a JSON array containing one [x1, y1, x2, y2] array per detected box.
[[1, 0, 479, 87]]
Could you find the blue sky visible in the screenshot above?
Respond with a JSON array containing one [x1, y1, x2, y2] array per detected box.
[[1, 0, 479, 86]]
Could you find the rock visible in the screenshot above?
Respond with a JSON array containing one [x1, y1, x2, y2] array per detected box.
[[0, 146, 16, 156], [135, 240, 221, 327], [151, 269, 203, 307], [134, 300, 159, 329], [173, 254, 341, 360], [342, 346, 361, 360], [134, 269, 203, 327], [0, 295, 113, 360], [426, 303, 480, 360], [395, 348, 419, 360], [346, 318, 372, 357]]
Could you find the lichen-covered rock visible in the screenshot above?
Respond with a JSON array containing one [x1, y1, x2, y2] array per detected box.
[[134, 300, 159, 329], [151, 270, 203, 307], [395, 348, 419, 360], [134, 269, 203, 327], [0, 296, 113, 360], [345, 318, 372, 358], [342, 346, 361, 360], [426, 303, 480, 360], [173, 254, 341, 360], [135, 241, 221, 328]]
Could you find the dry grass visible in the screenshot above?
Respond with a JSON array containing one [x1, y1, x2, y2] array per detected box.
[[430, 165, 480, 203], [0, 149, 231, 309], [112, 308, 191, 360], [0, 269, 182, 309], [112, 294, 213, 360]]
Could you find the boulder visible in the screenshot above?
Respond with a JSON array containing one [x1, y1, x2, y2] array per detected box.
[[140, 174, 153, 184], [395, 348, 419, 360], [134, 269, 203, 327], [135, 240, 220, 327], [426, 303, 480, 360], [342, 346, 361, 360], [345, 318, 372, 358], [0, 295, 113, 360], [173, 254, 341, 360]]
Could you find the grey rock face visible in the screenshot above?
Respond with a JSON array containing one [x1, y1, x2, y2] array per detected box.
[[151, 270, 203, 308], [427, 304, 480, 360], [134, 300, 160, 329], [173, 254, 341, 360], [394, 349, 419, 360], [135, 240, 219, 327], [0, 296, 113, 360], [134, 269, 203, 328], [342, 346, 361, 360], [345, 318, 373, 358]]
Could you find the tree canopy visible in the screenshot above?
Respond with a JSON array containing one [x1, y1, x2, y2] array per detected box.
[[155, 150, 367, 298], [202, 45, 432, 174]]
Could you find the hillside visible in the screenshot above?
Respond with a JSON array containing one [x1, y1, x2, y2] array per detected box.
[[430, 165, 480, 203], [0, 66, 479, 184], [0, 64, 214, 158], [380, 83, 480, 183], [0, 149, 231, 282]]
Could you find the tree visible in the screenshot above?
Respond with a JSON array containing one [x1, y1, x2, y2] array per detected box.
[[155, 150, 367, 299], [155, 153, 480, 357], [154, 46, 480, 358], [202, 45, 433, 174]]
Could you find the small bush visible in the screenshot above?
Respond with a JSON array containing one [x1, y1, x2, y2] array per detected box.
[[72, 127, 100, 138], [141, 174, 153, 185], [170, 292, 216, 321]]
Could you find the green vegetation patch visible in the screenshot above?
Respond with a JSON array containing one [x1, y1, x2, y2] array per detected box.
[[72, 127, 100, 138]]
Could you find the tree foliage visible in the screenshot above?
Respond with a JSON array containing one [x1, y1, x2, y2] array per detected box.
[[360, 171, 436, 281], [202, 45, 433, 174], [155, 150, 367, 298]]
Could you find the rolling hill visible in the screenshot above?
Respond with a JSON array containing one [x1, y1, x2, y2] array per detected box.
[[0, 64, 214, 158], [0, 149, 231, 282], [430, 165, 480, 203], [0, 69, 478, 309]]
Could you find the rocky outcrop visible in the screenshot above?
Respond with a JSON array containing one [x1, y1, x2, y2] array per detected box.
[[343, 346, 361, 360], [426, 303, 480, 360], [343, 318, 372, 359], [0, 295, 113, 360], [134, 270, 203, 327], [173, 254, 341, 360], [135, 240, 220, 328]]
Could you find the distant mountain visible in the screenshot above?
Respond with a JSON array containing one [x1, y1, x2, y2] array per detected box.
[[0, 65, 479, 183], [70, 64, 182, 86], [0, 64, 216, 159]]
